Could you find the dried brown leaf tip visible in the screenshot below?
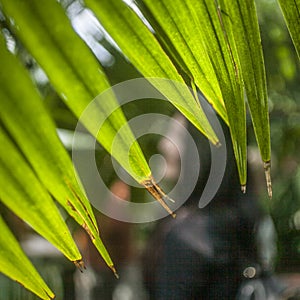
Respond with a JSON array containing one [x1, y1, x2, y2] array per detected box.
[[74, 260, 86, 272], [241, 185, 246, 194], [142, 176, 176, 218], [264, 160, 272, 198], [110, 265, 119, 279]]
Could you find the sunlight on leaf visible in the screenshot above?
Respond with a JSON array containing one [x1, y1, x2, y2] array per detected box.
[[0, 0, 151, 183], [0, 215, 55, 300], [0, 125, 82, 263], [139, 0, 228, 124], [278, 0, 300, 59], [219, 0, 272, 197], [183, 0, 247, 188], [85, 0, 220, 146], [0, 32, 115, 272]]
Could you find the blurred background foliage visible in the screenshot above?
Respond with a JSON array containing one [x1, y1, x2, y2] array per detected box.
[[0, 0, 299, 297], [255, 0, 300, 272]]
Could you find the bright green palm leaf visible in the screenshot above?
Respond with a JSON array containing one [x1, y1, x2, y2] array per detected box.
[[0, 0, 150, 183], [278, 0, 300, 59], [184, 0, 247, 187], [0, 34, 115, 272], [85, 0, 219, 146], [220, 0, 272, 196], [0, 215, 55, 300], [140, 0, 228, 124], [0, 125, 82, 263]]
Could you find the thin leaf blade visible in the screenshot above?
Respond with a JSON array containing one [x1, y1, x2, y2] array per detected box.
[[0, 32, 115, 271], [220, 0, 272, 196], [0, 215, 54, 300], [140, 0, 228, 124], [186, 0, 247, 187], [0, 125, 82, 263], [85, 0, 219, 145], [0, 0, 151, 183], [278, 0, 300, 59]]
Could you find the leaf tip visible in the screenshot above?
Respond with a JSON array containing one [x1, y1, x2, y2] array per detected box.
[[74, 260, 86, 273], [241, 185, 246, 194], [215, 141, 222, 148], [264, 160, 272, 199], [142, 176, 175, 217], [111, 265, 119, 279]]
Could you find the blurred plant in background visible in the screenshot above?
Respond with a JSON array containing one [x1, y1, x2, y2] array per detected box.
[[255, 0, 300, 272]]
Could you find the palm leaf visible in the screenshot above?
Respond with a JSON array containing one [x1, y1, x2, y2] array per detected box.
[[0, 0, 178, 215], [0, 33, 115, 273], [85, 0, 220, 146], [138, 0, 271, 191], [0, 0, 151, 182], [0, 215, 54, 300], [0, 125, 82, 263], [219, 0, 272, 196], [148, 0, 246, 188], [278, 0, 300, 59], [139, 0, 228, 124]]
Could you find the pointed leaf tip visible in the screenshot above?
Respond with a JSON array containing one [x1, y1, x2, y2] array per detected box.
[[142, 176, 176, 217], [241, 185, 247, 194], [111, 266, 119, 279], [264, 160, 272, 198], [74, 260, 86, 273]]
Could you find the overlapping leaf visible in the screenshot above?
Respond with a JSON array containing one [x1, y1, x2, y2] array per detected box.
[[0, 33, 115, 273], [278, 0, 300, 59], [0, 125, 82, 263], [85, 0, 219, 146], [139, 0, 228, 124], [219, 0, 272, 196], [136, 0, 247, 186], [0, 215, 54, 300], [0, 0, 151, 183], [188, 0, 246, 187], [138, 0, 272, 190]]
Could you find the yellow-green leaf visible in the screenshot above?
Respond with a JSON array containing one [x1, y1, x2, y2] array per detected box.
[[0, 32, 114, 272], [219, 0, 272, 196], [278, 0, 300, 59], [0, 0, 151, 183], [85, 0, 219, 145], [185, 0, 247, 187], [140, 0, 228, 124], [0, 215, 54, 300], [0, 125, 82, 263]]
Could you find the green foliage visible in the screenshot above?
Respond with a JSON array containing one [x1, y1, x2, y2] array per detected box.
[[0, 33, 114, 272], [278, 0, 300, 59], [0, 0, 151, 184], [0, 0, 298, 298], [0, 126, 81, 262], [85, 0, 220, 146], [87, 0, 272, 189], [220, 0, 271, 192], [0, 215, 54, 299], [137, 0, 228, 124]]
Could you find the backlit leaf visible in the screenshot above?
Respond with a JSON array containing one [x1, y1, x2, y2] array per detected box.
[[139, 0, 228, 124], [0, 125, 82, 263], [278, 0, 300, 59], [0, 0, 151, 183], [85, 0, 219, 146], [219, 0, 272, 196], [0, 215, 54, 300], [0, 32, 115, 272]]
